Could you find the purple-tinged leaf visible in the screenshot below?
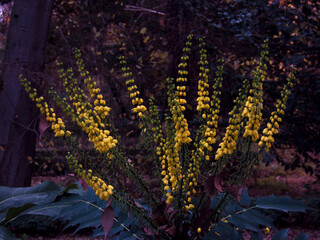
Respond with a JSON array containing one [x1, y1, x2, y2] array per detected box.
[[101, 205, 114, 240], [214, 175, 224, 192]]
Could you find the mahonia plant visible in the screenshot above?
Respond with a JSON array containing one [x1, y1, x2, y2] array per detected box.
[[20, 36, 296, 240]]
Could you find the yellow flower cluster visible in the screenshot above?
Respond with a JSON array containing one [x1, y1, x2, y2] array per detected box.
[[21, 62, 115, 201], [172, 104, 192, 149], [149, 98, 169, 197], [216, 116, 240, 160], [201, 59, 225, 156], [157, 115, 179, 204], [185, 151, 199, 209], [242, 95, 262, 141], [172, 35, 193, 149], [119, 56, 147, 118], [259, 69, 295, 151], [242, 40, 269, 142], [49, 88, 77, 121], [66, 153, 114, 201], [183, 41, 224, 204], [20, 76, 71, 138], [163, 76, 192, 206], [162, 140, 180, 204], [215, 79, 250, 160], [74, 49, 111, 120], [175, 34, 193, 111], [56, 58, 117, 154], [196, 37, 210, 115], [149, 98, 165, 145], [160, 84, 180, 204]]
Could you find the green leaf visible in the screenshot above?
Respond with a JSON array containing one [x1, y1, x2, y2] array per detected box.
[[256, 196, 313, 212], [59, 187, 106, 234], [228, 209, 274, 232], [0, 226, 19, 240], [250, 232, 263, 240], [63, 182, 82, 194], [294, 233, 309, 240], [64, 208, 102, 232], [202, 222, 237, 240], [2, 203, 35, 224], [271, 228, 289, 240], [240, 188, 251, 207], [13, 194, 81, 220], [91, 227, 104, 239], [0, 181, 63, 210]]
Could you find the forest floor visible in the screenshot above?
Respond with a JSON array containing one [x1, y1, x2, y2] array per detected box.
[[19, 162, 320, 240]]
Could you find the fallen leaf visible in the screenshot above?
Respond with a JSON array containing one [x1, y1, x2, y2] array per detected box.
[[140, 27, 147, 34]]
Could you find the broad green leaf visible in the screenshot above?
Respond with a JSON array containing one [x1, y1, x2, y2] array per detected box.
[[64, 209, 102, 231], [256, 196, 313, 212], [228, 209, 274, 232], [272, 228, 289, 240], [0, 181, 63, 210], [59, 187, 106, 234], [73, 217, 101, 234], [91, 227, 104, 239], [240, 188, 251, 207], [202, 222, 236, 240], [0, 226, 19, 240], [12, 194, 82, 221], [294, 233, 309, 240], [224, 199, 243, 215], [232, 228, 242, 240], [63, 182, 84, 195], [2, 203, 35, 224], [250, 232, 263, 240], [108, 222, 125, 237], [0, 212, 6, 223]]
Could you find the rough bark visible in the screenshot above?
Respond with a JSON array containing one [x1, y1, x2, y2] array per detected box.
[[0, 0, 53, 187]]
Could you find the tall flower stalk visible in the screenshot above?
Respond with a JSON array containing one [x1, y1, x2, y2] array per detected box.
[[20, 36, 295, 240]]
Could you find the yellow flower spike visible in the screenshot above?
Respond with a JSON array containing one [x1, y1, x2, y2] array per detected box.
[[101, 191, 109, 201], [259, 68, 295, 152]]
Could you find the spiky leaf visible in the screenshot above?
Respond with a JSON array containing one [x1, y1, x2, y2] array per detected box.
[[256, 196, 313, 212], [228, 209, 274, 232]]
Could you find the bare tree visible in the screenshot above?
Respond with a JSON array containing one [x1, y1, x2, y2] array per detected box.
[[0, 0, 53, 187]]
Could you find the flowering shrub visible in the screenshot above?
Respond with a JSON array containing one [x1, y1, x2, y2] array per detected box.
[[19, 36, 303, 239]]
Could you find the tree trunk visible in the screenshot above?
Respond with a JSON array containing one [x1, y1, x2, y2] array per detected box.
[[0, 0, 53, 187]]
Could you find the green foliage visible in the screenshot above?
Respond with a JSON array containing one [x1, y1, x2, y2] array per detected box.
[[0, 181, 145, 239], [18, 35, 314, 239], [0, 182, 313, 240], [0, 226, 19, 240]]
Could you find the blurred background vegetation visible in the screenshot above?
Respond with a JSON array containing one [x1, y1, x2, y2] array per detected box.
[[0, 0, 319, 181]]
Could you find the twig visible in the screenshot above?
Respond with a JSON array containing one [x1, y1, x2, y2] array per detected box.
[[58, 27, 72, 60], [124, 5, 165, 16]]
